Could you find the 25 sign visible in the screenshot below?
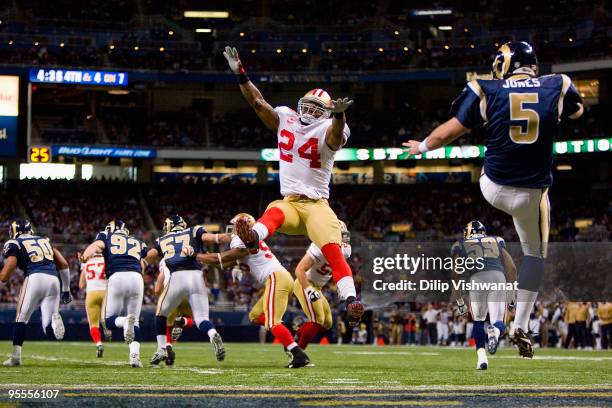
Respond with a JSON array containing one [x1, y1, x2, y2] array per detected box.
[[29, 146, 51, 163]]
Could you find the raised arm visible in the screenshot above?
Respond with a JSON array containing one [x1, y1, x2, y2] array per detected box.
[[325, 97, 354, 151], [402, 118, 469, 156], [223, 46, 279, 131]]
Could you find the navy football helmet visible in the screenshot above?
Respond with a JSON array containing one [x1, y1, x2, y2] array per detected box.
[[105, 220, 129, 235], [464, 220, 486, 239], [9, 219, 34, 239], [163, 214, 187, 233], [492, 41, 538, 79]]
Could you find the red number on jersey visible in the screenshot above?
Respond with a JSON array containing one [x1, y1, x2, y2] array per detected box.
[[279, 130, 321, 168], [278, 129, 295, 163], [85, 262, 105, 280], [259, 241, 273, 259]]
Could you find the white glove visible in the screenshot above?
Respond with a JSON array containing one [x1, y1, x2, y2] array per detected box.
[[305, 285, 321, 302], [223, 46, 244, 74], [231, 265, 243, 282], [330, 97, 354, 113], [181, 245, 195, 257], [456, 298, 468, 316]]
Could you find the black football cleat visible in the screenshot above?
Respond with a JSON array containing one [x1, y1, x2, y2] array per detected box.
[[234, 217, 259, 249], [165, 345, 176, 366], [287, 347, 310, 369], [510, 328, 534, 358], [96, 344, 104, 358], [150, 348, 168, 365], [171, 317, 185, 342], [346, 298, 365, 326]]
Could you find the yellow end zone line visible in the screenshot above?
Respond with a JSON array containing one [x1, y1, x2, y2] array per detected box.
[[299, 401, 462, 407]]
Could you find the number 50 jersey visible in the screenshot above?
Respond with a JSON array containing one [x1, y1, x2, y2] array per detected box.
[[451, 74, 583, 189], [274, 106, 350, 200], [2, 234, 58, 277], [95, 231, 147, 277], [152, 226, 206, 273]]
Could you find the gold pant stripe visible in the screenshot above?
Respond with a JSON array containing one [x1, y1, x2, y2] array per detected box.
[[265, 272, 276, 330], [539, 188, 550, 258], [15, 276, 29, 321]]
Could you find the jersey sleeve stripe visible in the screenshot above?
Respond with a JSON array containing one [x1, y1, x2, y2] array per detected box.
[[467, 80, 488, 123], [557, 74, 572, 122]]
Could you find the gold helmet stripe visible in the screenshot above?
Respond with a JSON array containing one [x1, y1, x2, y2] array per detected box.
[[499, 43, 512, 78]]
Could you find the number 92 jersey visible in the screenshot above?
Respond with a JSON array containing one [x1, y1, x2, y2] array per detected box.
[[95, 231, 147, 277], [275, 106, 350, 199], [451, 235, 506, 275], [2, 234, 57, 277], [450, 74, 583, 189], [152, 226, 206, 273]]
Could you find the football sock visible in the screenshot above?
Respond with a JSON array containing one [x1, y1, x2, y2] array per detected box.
[[298, 322, 323, 350], [13, 322, 25, 346], [129, 341, 140, 355], [321, 243, 356, 299], [107, 315, 124, 329], [183, 317, 194, 328], [155, 316, 167, 349], [254, 207, 286, 241], [198, 320, 218, 339], [271, 324, 295, 349], [12, 345, 22, 358], [165, 327, 172, 345], [515, 255, 543, 331], [134, 325, 142, 342], [473, 321, 486, 349], [90, 327, 102, 344]]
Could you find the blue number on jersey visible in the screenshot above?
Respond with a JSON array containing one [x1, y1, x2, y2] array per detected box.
[[2, 235, 58, 277], [450, 74, 583, 188], [451, 235, 506, 275], [95, 231, 147, 277], [154, 226, 206, 273]]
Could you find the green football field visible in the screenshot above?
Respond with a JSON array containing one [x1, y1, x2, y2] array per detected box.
[[0, 341, 611, 407]]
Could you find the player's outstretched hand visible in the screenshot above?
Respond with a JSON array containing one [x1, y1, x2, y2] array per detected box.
[[305, 285, 321, 302], [223, 46, 244, 74], [330, 97, 354, 113], [61, 291, 73, 304], [231, 265, 243, 282], [402, 140, 421, 155]]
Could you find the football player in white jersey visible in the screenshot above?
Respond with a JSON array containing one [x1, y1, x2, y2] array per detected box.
[[78, 253, 107, 357], [294, 220, 351, 350], [192, 214, 311, 368], [223, 46, 364, 326]]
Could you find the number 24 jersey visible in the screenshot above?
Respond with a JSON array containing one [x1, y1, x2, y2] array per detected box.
[[275, 106, 350, 200]]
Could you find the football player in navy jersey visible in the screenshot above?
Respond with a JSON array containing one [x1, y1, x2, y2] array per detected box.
[[1, 219, 72, 366], [143, 215, 231, 366], [82, 220, 147, 368], [403, 41, 584, 358]]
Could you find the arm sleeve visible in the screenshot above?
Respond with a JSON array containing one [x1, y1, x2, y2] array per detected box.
[[230, 235, 246, 250], [560, 75, 583, 120], [59, 267, 70, 291], [2, 241, 19, 258], [449, 82, 485, 129]]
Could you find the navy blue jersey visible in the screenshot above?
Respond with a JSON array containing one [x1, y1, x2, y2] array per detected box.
[[153, 226, 206, 273], [451, 235, 506, 275], [94, 231, 147, 277], [2, 234, 58, 277], [451, 74, 583, 188]]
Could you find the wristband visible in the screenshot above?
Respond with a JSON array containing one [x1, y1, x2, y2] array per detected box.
[[217, 253, 223, 269], [333, 112, 344, 119], [237, 73, 249, 84], [215, 234, 219, 244], [418, 138, 430, 153]]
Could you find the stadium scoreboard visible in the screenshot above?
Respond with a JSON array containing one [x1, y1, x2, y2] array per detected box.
[[28, 146, 51, 163], [0, 75, 19, 157], [29, 68, 128, 87]]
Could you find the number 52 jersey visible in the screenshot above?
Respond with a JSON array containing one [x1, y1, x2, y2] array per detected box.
[[275, 106, 350, 199], [450, 74, 583, 189]]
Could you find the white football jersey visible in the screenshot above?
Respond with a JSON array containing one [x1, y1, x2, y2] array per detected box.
[[230, 235, 285, 284], [305, 242, 352, 287], [274, 106, 350, 199], [81, 256, 107, 292], [159, 259, 170, 287]]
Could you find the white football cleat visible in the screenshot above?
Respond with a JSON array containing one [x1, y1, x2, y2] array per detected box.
[[51, 312, 65, 340], [124, 314, 136, 344], [210, 333, 225, 361], [130, 353, 143, 368], [3, 356, 21, 366]]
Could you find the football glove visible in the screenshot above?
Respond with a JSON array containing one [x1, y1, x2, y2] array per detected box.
[[181, 245, 195, 257], [456, 298, 467, 316], [305, 285, 321, 302], [223, 46, 244, 74], [330, 97, 354, 113], [231, 265, 243, 282], [61, 291, 73, 305], [507, 291, 517, 312]]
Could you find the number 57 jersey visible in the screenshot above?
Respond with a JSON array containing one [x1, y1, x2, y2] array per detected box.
[[274, 106, 350, 199], [450, 74, 582, 189]]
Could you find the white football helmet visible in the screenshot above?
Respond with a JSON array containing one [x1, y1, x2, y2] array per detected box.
[[298, 89, 332, 124]]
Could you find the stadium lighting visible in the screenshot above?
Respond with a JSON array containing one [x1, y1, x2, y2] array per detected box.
[[34, 42, 39, 46], [59, 42, 65, 47], [301, 48, 308, 53], [195, 28, 212, 33], [159, 47, 165, 52], [557, 164, 573, 170], [327, 48, 333, 53], [109, 44, 115, 50], [417, 48, 422, 53], [239, 32, 245, 37], [8, 40, 13, 45], [438, 26, 453, 31], [276, 48, 282, 54], [444, 45, 450, 49], [470, 44, 475, 48], [250, 49, 256, 53], [569, 37, 574, 42], [412, 9, 453, 16], [378, 47, 384, 52], [134, 46, 139, 51], [184, 11, 229, 19], [168, 30, 174, 36], [394, 30, 400, 35]]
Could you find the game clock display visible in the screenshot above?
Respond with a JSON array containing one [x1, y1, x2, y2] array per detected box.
[[29, 69, 128, 87]]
